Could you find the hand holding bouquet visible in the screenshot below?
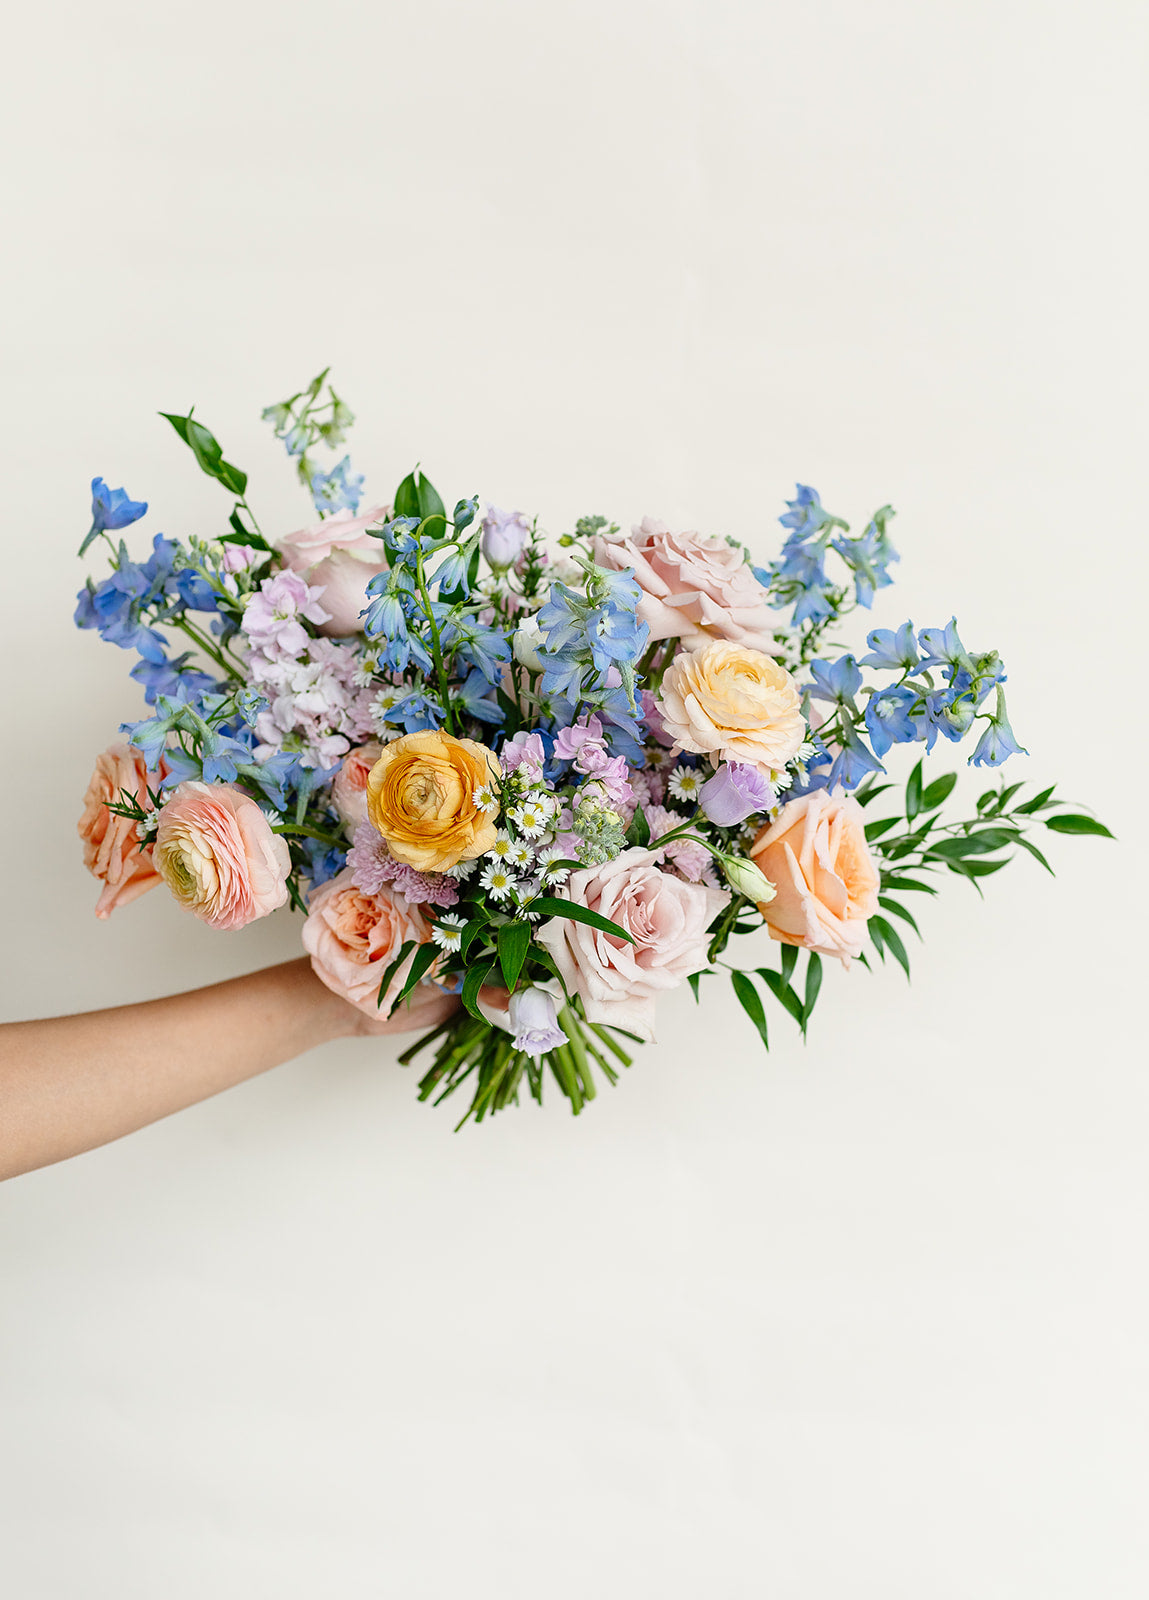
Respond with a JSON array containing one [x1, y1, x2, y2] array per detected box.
[[75, 370, 1110, 1126]]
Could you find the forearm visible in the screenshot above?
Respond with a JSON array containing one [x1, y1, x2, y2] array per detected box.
[[0, 959, 415, 1182]]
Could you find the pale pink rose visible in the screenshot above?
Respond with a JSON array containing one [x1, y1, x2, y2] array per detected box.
[[331, 741, 385, 831], [154, 782, 291, 931], [301, 869, 433, 1018], [537, 847, 729, 1041], [750, 789, 880, 967], [594, 517, 776, 652], [278, 503, 390, 636], [78, 742, 167, 919]]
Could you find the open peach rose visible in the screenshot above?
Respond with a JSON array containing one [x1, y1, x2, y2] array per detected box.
[[593, 518, 777, 652], [656, 638, 806, 772], [365, 730, 500, 873], [78, 742, 167, 919], [301, 869, 435, 1018], [750, 789, 879, 966], [278, 503, 390, 636], [154, 782, 291, 931]]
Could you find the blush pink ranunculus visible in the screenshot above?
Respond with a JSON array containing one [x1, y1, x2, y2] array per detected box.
[[301, 869, 433, 1018], [331, 741, 386, 832], [278, 503, 390, 636], [537, 847, 729, 1042], [154, 782, 291, 930], [750, 789, 880, 967], [593, 517, 777, 653], [78, 742, 168, 919]]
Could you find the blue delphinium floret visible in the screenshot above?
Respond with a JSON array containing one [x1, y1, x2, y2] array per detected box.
[[80, 477, 148, 555], [864, 685, 920, 757], [969, 687, 1027, 767], [310, 455, 364, 516], [807, 655, 863, 705], [860, 621, 920, 671]]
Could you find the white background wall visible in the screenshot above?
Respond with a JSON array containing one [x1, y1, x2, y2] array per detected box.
[[2, 2, 1147, 1594]]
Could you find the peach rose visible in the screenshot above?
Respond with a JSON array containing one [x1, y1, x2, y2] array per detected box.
[[78, 742, 167, 919], [331, 741, 385, 832], [750, 789, 879, 966], [301, 869, 433, 1018], [278, 503, 390, 636], [366, 730, 500, 873], [154, 782, 291, 930], [657, 638, 806, 771], [537, 847, 729, 1041], [593, 518, 777, 652]]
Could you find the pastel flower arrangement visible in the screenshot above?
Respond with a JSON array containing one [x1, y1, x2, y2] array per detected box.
[[74, 370, 1111, 1126]]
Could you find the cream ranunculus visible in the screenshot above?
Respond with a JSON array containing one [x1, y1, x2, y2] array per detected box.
[[365, 730, 500, 874], [749, 789, 879, 966], [656, 638, 806, 771], [154, 782, 291, 930]]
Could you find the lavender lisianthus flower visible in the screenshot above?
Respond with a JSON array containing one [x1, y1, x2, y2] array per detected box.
[[698, 762, 776, 827], [509, 988, 567, 1059], [481, 506, 532, 569]]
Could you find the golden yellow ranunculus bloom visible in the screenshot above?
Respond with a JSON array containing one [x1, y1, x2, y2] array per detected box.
[[365, 730, 500, 873]]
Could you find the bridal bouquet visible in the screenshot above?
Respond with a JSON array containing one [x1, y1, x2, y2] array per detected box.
[[75, 370, 1109, 1125]]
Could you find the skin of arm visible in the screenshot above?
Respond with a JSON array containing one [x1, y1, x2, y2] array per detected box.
[[0, 959, 458, 1183]]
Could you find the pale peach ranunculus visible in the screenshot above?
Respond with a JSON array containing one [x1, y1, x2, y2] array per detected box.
[[593, 517, 777, 653], [154, 782, 291, 931], [301, 869, 433, 1018], [331, 741, 385, 832], [537, 847, 729, 1042], [750, 788, 880, 966], [78, 742, 167, 919], [656, 637, 806, 772], [366, 730, 500, 874], [278, 503, 390, 636]]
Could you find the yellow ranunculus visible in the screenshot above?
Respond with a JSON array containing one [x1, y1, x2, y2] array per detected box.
[[365, 730, 500, 873]]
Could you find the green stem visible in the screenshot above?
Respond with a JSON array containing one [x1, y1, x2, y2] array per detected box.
[[414, 550, 458, 734], [173, 616, 239, 678], [271, 823, 346, 848]]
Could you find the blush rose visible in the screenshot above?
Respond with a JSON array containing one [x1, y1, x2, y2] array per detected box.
[[278, 503, 390, 636], [537, 847, 729, 1041], [301, 869, 434, 1018], [593, 517, 776, 652]]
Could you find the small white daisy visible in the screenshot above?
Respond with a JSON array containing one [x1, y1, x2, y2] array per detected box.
[[137, 811, 161, 841], [445, 858, 480, 880], [535, 844, 571, 883], [479, 861, 518, 900], [796, 740, 819, 764], [352, 652, 381, 688], [667, 765, 705, 803], [474, 782, 500, 815], [369, 687, 404, 734], [430, 913, 467, 952], [489, 830, 516, 861], [510, 800, 548, 837], [508, 841, 534, 869]]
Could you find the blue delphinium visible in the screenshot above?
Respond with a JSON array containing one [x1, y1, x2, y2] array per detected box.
[[310, 455, 364, 516], [864, 685, 919, 757], [969, 687, 1027, 767], [79, 477, 148, 556]]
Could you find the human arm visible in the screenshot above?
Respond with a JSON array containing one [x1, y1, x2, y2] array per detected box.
[[0, 958, 456, 1183]]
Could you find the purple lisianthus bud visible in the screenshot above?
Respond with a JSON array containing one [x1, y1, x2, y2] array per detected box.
[[698, 761, 776, 827], [481, 506, 532, 569], [509, 986, 567, 1059]]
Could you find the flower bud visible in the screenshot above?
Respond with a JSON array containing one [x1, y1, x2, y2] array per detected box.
[[721, 855, 776, 905], [513, 613, 546, 672], [481, 506, 532, 570]]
